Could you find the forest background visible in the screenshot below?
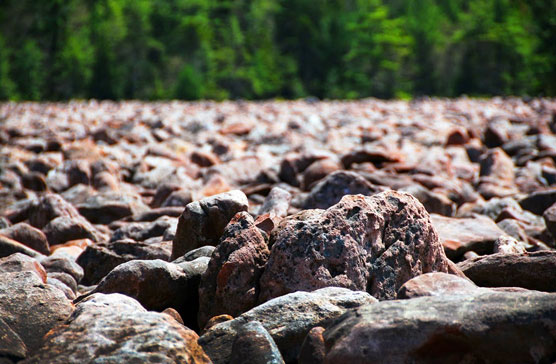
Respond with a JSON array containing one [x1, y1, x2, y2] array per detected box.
[[1, 0, 554, 101]]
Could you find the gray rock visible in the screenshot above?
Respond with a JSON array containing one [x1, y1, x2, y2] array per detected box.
[[109, 216, 176, 242], [258, 186, 292, 217], [323, 291, 556, 363], [520, 189, 556, 215], [0, 222, 50, 255], [0, 271, 73, 354], [0, 234, 43, 259], [397, 272, 478, 299], [0, 253, 47, 282], [22, 293, 211, 364], [77, 192, 149, 224], [28, 194, 82, 229], [174, 246, 215, 263], [229, 321, 285, 364], [493, 235, 527, 254], [400, 184, 456, 217], [43, 216, 102, 246], [39, 255, 85, 283], [0, 317, 27, 362], [171, 190, 248, 259], [199, 287, 376, 363]]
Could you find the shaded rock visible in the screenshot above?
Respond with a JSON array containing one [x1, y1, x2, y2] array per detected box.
[[0, 271, 73, 354], [110, 216, 176, 242], [151, 183, 182, 208], [162, 307, 185, 325], [493, 235, 527, 254], [458, 251, 556, 291], [0, 234, 43, 259], [323, 291, 556, 364], [478, 148, 517, 199], [162, 190, 194, 207], [258, 186, 292, 218], [520, 189, 556, 215], [66, 159, 91, 187], [544, 202, 556, 239], [28, 194, 82, 229], [48, 271, 78, 293], [298, 327, 326, 364], [397, 272, 478, 299], [22, 293, 211, 364], [128, 206, 184, 222], [171, 190, 248, 260], [301, 159, 342, 190], [77, 192, 149, 224], [21, 171, 47, 191], [340, 146, 401, 169], [203, 315, 234, 334], [47, 276, 77, 300], [0, 223, 50, 255], [43, 216, 101, 246], [199, 287, 376, 364], [229, 321, 285, 364], [260, 191, 453, 302], [198, 212, 270, 328], [39, 255, 84, 283], [0, 317, 27, 362], [302, 170, 384, 209], [400, 184, 456, 216], [174, 245, 216, 263], [0, 253, 47, 282], [431, 214, 505, 260], [77, 239, 171, 285]]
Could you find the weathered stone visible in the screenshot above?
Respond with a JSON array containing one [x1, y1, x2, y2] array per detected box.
[[47, 276, 77, 300], [198, 212, 270, 328], [203, 314, 234, 334], [171, 190, 249, 259], [173, 245, 216, 263], [478, 148, 517, 199], [43, 216, 101, 246], [28, 194, 82, 229], [544, 202, 556, 239], [22, 293, 211, 364], [110, 216, 176, 242], [0, 272, 73, 354], [298, 327, 326, 364], [258, 186, 292, 218], [0, 234, 43, 259], [77, 239, 171, 285], [493, 235, 527, 254], [260, 191, 453, 302], [162, 307, 185, 325], [21, 171, 47, 191], [302, 170, 384, 209], [340, 146, 401, 169], [39, 255, 85, 283], [77, 192, 149, 224], [0, 223, 50, 255], [431, 214, 506, 260], [397, 272, 478, 299], [199, 287, 376, 364], [301, 159, 342, 190], [458, 251, 556, 291], [162, 190, 194, 207], [229, 321, 285, 364], [400, 184, 456, 216], [323, 291, 556, 363], [0, 317, 27, 362], [0, 253, 47, 282]]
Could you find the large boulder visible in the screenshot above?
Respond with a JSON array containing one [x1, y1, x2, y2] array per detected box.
[[323, 291, 556, 363], [171, 190, 248, 259], [260, 191, 455, 302], [199, 287, 376, 364], [22, 293, 211, 364], [198, 212, 270, 328], [0, 272, 73, 354]]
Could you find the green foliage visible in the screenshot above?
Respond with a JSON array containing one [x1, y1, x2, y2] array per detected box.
[[0, 0, 553, 100]]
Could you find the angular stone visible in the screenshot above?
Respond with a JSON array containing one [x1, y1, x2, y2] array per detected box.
[[0, 317, 27, 362], [302, 170, 385, 209], [323, 291, 556, 363], [173, 246, 216, 263], [431, 214, 506, 260], [77, 239, 171, 285], [229, 321, 285, 364], [110, 216, 176, 242], [544, 202, 556, 239], [0, 272, 73, 354], [0, 223, 50, 255], [298, 327, 326, 364], [0, 253, 47, 282], [28, 194, 82, 229], [77, 192, 149, 224], [198, 212, 270, 328], [397, 272, 479, 299], [458, 251, 556, 292], [0, 234, 43, 259], [521, 189, 556, 215], [199, 287, 376, 364], [260, 191, 453, 302], [493, 235, 527, 254], [171, 190, 249, 259], [22, 293, 211, 364], [478, 148, 517, 199]]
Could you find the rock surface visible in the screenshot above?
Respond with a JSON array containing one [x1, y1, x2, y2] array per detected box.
[[260, 191, 454, 302], [22, 293, 211, 364], [323, 291, 556, 363]]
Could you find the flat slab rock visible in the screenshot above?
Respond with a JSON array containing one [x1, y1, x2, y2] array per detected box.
[[199, 287, 376, 363], [323, 290, 556, 363], [22, 293, 211, 364]]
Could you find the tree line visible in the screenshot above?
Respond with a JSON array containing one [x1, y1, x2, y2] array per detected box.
[[0, 0, 554, 100]]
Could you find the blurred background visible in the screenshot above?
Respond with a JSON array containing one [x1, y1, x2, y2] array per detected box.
[[0, 0, 554, 101]]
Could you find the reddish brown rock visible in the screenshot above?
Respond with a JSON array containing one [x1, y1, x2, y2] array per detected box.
[[298, 327, 326, 364], [43, 216, 101, 246], [260, 191, 453, 302], [301, 159, 342, 190], [0, 253, 47, 283], [397, 272, 478, 299], [171, 190, 249, 260], [0, 234, 44, 259], [478, 148, 517, 199], [0, 222, 50, 255], [258, 186, 292, 218], [544, 202, 556, 239], [229, 321, 285, 364], [198, 212, 270, 328]]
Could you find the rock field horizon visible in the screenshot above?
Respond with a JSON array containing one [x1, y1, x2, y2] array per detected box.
[[1, 97, 556, 363]]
